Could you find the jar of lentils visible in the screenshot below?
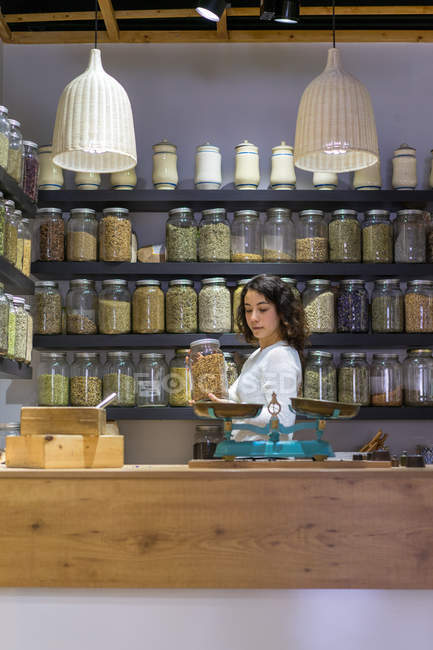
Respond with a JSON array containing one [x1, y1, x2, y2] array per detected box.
[[103, 351, 136, 407], [7, 119, 23, 184], [0, 105, 10, 169], [232, 278, 251, 333], [371, 278, 404, 333], [329, 209, 361, 262], [24, 303, 32, 365], [99, 207, 131, 262], [403, 349, 433, 406], [199, 277, 231, 333], [4, 208, 19, 265], [17, 217, 32, 276], [13, 297, 27, 362], [336, 279, 369, 333], [0, 192, 5, 256], [6, 294, 16, 359], [362, 210, 393, 263], [132, 279, 164, 333], [0, 282, 8, 356], [66, 208, 98, 261], [405, 280, 433, 333], [66, 279, 98, 334], [168, 348, 191, 407], [99, 279, 131, 334], [136, 352, 169, 407], [189, 338, 228, 401], [394, 209, 426, 263], [231, 210, 262, 262], [37, 352, 69, 406], [338, 352, 370, 405], [303, 350, 337, 401], [303, 279, 335, 333], [224, 351, 239, 387], [166, 207, 197, 262], [35, 280, 62, 335], [370, 353, 402, 406], [296, 210, 328, 262], [263, 207, 295, 262], [38, 207, 65, 261], [70, 352, 102, 406], [198, 208, 230, 262], [166, 279, 197, 333]]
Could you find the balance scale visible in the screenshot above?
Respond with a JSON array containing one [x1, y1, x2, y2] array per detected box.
[[193, 394, 360, 460]]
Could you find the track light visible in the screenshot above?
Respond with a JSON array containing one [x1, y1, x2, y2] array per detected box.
[[196, 0, 228, 22], [274, 0, 299, 24]]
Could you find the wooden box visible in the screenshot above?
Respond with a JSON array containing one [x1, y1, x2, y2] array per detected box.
[[20, 407, 106, 437]]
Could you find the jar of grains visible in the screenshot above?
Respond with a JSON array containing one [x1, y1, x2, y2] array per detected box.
[[168, 348, 192, 406], [403, 349, 433, 406], [38, 207, 65, 261], [336, 279, 369, 333], [362, 210, 393, 263], [6, 294, 16, 359], [231, 210, 262, 262], [7, 119, 23, 184], [16, 217, 32, 276], [166, 279, 197, 333], [99, 207, 131, 262], [405, 280, 433, 332], [66, 279, 98, 334], [70, 352, 102, 406], [99, 279, 131, 334], [103, 351, 136, 407], [198, 208, 230, 262], [224, 351, 239, 387], [193, 424, 222, 459], [189, 338, 228, 402], [34, 281, 62, 335], [338, 352, 370, 405], [37, 352, 69, 406], [13, 297, 27, 362], [232, 278, 251, 332], [394, 209, 426, 263], [199, 277, 231, 333], [22, 140, 39, 202], [132, 279, 164, 333], [302, 279, 335, 333], [370, 353, 402, 406], [24, 303, 32, 365], [136, 352, 169, 407], [296, 210, 328, 262], [329, 209, 361, 262], [0, 192, 5, 256], [0, 105, 10, 169], [166, 207, 197, 262], [303, 351, 337, 401], [0, 282, 8, 356], [4, 208, 19, 265], [371, 279, 404, 333], [263, 207, 295, 262], [66, 208, 98, 261], [281, 277, 301, 301]]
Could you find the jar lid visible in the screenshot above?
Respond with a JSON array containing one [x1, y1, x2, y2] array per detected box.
[[168, 207, 192, 217], [23, 140, 38, 148], [13, 297, 25, 305], [237, 278, 252, 286], [136, 279, 161, 286], [374, 278, 400, 285], [106, 351, 131, 357], [174, 348, 189, 355], [14, 210, 22, 217], [364, 209, 390, 218], [202, 277, 226, 285], [407, 279, 433, 286], [372, 353, 399, 360], [0, 422, 20, 430], [234, 210, 259, 219], [271, 141, 293, 153], [309, 350, 333, 359], [8, 118, 21, 127], [169, 279, 194, 287], [4, 199, 15, 209], [396, 209, 424, 218], [40, 351, 67, 358], [139, 352, 166, 359], [24, 304, 31, 311], [0, 105, 8, 114], [281, 277, 296, 285], [153, 138, 176, 149], [190, 338, 220, 348], [306, 279, 330, 286], [197, 143, 220, 153], [70, 279, 95, 286], [340, 278, 364, 285], [235, 140, 258, 150], [299, 210, 324, 218], [35, 280, 58, 288], [407, 348, 433, 356], [102, 207, 129, 215], [21, 217, 30, 224], [70, 208, 97, 216], [266, 207, 291, 219], [395, 143, 416, 152], [202, 208, 226, 217], [341, 352, 367, 359], [74, 352, 99, 358], [332, 209, 357, 217], [223, 352, 234, 359], [101, 279, 128, 286], [37, 207, 62, 215], [196, 424, 222, 433]]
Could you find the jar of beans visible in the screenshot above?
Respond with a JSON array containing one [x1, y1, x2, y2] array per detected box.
[[403, 348, 433, 406], [132, 279, 164, 333], [405, 280, 433, 333], [166, 279, 197, 333], [198, 208, 230, 262], [70, 352, 102, 406], [232, 278, 251, 333], [189, 338, 228, 401], [199, 277, 231, 333], [263, 207, 295, 262], [136, 352, 169, 407], [371, 279, 404, 333], [99, 207, 131, 262], [35, 280, 62, 335], [329, 209, 361, 262], [336, 279, 369, 333], [102, 351, 136, 407], [362, 210, 393, 263], [231, 210, 262, 262], [66, 208, 98, 261], [338, 352, 370, 405], [370, 353, 402, 406], [99, 279, 131, 335], [38, 207, 65, 261], [296, 210, 328, 262], [7, 119, 23, 184], [166, 207, 197, 262], [302, 279, 335, 333], [394, 209, 426, 263], [38, 352, 69, 406], [303, 350, 336, 401], [22, 140, 39, 202], [66, 279, 98, 334], [168, 348, 191, 407]]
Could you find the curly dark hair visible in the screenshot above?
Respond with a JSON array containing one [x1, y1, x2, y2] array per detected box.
[[236, 274, 309, 360]]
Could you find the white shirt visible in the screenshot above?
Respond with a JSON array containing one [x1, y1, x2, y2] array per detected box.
[[228, 341, 302, 442]]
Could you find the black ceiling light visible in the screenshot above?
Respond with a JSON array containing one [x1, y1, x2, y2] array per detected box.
[[274, 0, 299, 24], [196, 0, 228, 22]]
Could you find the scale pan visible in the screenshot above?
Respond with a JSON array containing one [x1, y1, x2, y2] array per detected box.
[[291, 397, 360, 419], [193, 401, 263, 419]]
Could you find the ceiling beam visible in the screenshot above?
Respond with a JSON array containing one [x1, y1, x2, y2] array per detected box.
[[98, 0, 119, 42], [0, 9, 13, 42], [301, 5, 433, 15], [217, 9, 229, 40], [4, 12, 98, 23]]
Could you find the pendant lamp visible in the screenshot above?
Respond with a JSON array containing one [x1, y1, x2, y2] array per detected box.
[[294, 1, 378, 173]]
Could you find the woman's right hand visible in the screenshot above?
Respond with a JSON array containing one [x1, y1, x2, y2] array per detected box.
[[207, 393, 231, 403]]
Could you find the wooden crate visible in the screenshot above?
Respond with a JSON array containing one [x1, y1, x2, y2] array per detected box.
[[20, 407, 106, 437]]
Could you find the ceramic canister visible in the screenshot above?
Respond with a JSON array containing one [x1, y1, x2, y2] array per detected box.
[[75, 171, 101, 190], [38, 144, 64, 190], [234, 140, 260, 190], [392, 143, 417, 190], [152, 139, 178, 190], [270, 141, 296, 190], [194, 143, 222, 190], [313, 171, 338, 190], [353, 160, 382, 190], [110, 167, 137, 190]]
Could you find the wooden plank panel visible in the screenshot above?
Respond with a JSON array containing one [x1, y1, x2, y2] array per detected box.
[[20, 407, 106, 437], [98, 0, 119, 42], [5, 12, 98, 23]]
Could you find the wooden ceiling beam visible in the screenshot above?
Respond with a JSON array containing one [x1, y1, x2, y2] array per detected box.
[[5, 12, 98, 23], [301, 5, 433, 15], [98, 0, 119, 42], [217, 9, 229, 40], [0, 9, 13, 42]]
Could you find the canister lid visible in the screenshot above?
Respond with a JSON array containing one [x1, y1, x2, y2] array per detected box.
[[197, 142, 220, 153], [234, 210, 259, 219], [35, 280, 58, 288], [341, 352, 367, 359], [223, 352, 234, 359], [40, 351, 67, 358], [406, 348, 433, 355], [74, 352, 99, 358], [70, 278, 95, 286], [364, 209, 390, 218], [4, 199, 15, 209], [153, 138, 176, 149], [23, 140, 38, 148], [372, 353, 399, 360], [37, 207, 62, 215], [8, 119, 21, 128], [394, 142, 416, 152], [237, 278, 252, 286], [102, 207, 129, 215], [374, 278, 400, 285], [407, 279, 433, 286], [340, 278, 364, 285], [70, 208, 96, 215], [202, 208, 226, 217], [306, 279, 331, 286], [190, 338, 220, 348], [235, 140, 258, 150], [266, 207, 291, 219], [139, 352, 166, 359], [332, 209, 357, 217], [14, 210, 22, 217], [396, 209, 424, 218], [0, 105, 8, 114], [174, 348, 189, 355], [281, 277, 296, 285], [136, 279, 161, 286], [309, 350, 333, 359], [271, 141, 293, 153], [106, 351, 131, 357], [101, 279, 128, 286], [299, 209, 324, 218], [168, 207, 192, 217], [202, 277, 226, 285], [169, 279, 194, 287]]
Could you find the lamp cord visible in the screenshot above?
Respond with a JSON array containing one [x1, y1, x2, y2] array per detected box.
[[94, 0, 98, 49], [332, 0, 336, 48]]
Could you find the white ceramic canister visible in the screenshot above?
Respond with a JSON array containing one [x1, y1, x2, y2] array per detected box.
[[38, 144, 64, 190], [75, 171, 101, 190], [194, 143, 222, 190], [392, 143, 417, 190], [313, 171, 338, 190], [110, 166, 137, 190], [234, 140, 260, 190], [270, 141, 296, 190], [152, 139, 178, 190], [353, 159, 381, 190]]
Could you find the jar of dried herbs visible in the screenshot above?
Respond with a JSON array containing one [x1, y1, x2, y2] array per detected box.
[[99, 279, 131, 334], [6, 293, 16, 359], [4, 208, 19, 265], [166, 279, 197, 333], [7, 119, 23, 184], [336, 279, 369, 333], [303, 350, 336, 401], [166, 207, 197, 262], [263, 207, 295, 262], [0, 192, 5, 257], [302, 279, 335, 333], [70, 352, 102, 406], [370, 353, 402, 406], [371, 279, 403, 333], [24, 303, 32, 365], [189, 338, 228, 401], [22, 140, 39, 202], [329, 209, 361, 262], [0, 105, 10, 170], [168, 348, 191, 406], [224, 351, 239, 387], [362, 210, 393, 263], [233, 278, 252, 333], [338, 352, 370, 405], [38, 352, 69, 406], [16, 217, 32, 276], [394, 209, 426, 263], [403, 348, 433, 406], [136, 352, 169, 407], [198, 208, 230, 262], [103, 351, 136, 407], [281, 277, 301, 301], [231, 210, 262, 262], [296, 210, 328, 262], [35, 280, 62, 335], [66, 279, 98, 334], [405, 280, 433, 333], [199, 277, 231, 333], [132, 279, 164, 333], [0, 282, 8, 356], [66, 208, 98, 261], [38, 207, 65, 261], [13, 297, 27, 362], [99, 207, 131, 262]]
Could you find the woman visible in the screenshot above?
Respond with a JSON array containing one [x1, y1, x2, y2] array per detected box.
[[210, 274, 308, 441]]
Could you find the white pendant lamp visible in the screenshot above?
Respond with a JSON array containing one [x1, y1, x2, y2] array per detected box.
[[294, 1, 378, 173]]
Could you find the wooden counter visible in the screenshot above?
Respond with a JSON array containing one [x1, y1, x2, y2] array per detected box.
[[1, 464, 433, 589]]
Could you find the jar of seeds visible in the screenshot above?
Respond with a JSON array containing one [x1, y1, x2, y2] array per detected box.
[[0, 193, 5, 256], [198, 208, 230, 262], [403, 348, 433, 406], [166, 279, 197, 333], [166, 207, 197, 262], [4, 208, 19, 265], [193, 424, 222, 459], [405, 280, 433, 333], [0, 283, 8, 356], [302, 279, 335, 333], [362, 209, 393, 263], [66, 279, 98, 334], [6, 294, 16, 359], [103, 351, 136, 407], [199, 277, 231, 333], [303, 350, 336, 401], [37, 352, 69, 406], [224, 351, 239, 387], [189, 338, 228, 401], [136, 352, 169, 407], [35, 281, 62, 335], [281, 277, 301, 301], [338, 352, 370, 405], [394, 209, 426, 263], [7, 119, 23, 184], [70, 352, 102, 406], [24, 303, 32, 365], [371, 279, 404, 333], [336, 279, 369, 333], [329, 209, 361, 262], [99, 279, 131, 334], [66, 208, 98, 261], [0, 105, 10, 169], [38, 207, 65, 261], [99, 207, 131, 262], [231, 210, 262, 262], [232, 278, 251, 333], [263, 207, 295, 262], [168, 348, 192, 406], [296, 210, 328, 262], [17, 217, 32, 276], [13, 297, 27, 362], [132, 279, 164, 333], [370, 353, 402, 406]]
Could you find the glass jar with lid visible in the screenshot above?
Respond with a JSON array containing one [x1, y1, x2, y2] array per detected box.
[[302, 279, 335, 333], [338, 352, 370, 405], [99, 207, 131, 262], [35, 280, 62, 335], [403, 349, 433, 406], [371, 279, 403, 333], [336, 279, 369, 333], [0, 422, 20, 453], [132, 279, 164, 333], [224, 351, 239, 387], [166, 279, 197, 333], [329, 209, 361, 262], [370, 353, 402, 406], [168, 348, 191, 407], [6, 294, 16, 359], [230, 210, 262, 262], [189, 338, 229, 402], [70, 352, 102, 406], [7, 119, 23, 184], [166, 207, 197, 262], [136, 352, 169, 407], [0, 105, 10, 169], [0, 282, 8, 356], [22, 140, 39, 202], [193, 424, 222, 459], [13, 297, 27, 362], [405, 280, 433, 333], [4, 208, 19, 265], [233, 278, 251, 333], [263, 207, 295, 262], [0, 192, 5, 256], [296, 210, 328, 262], [66, 279, 98, 334], [99, 279, 131, 334], [38, 207, 65, 261], [24, 303, 32, 365], [37, 352, 69, 406], [16, 217, 32, 276], [303, 350, 336, 401], [362, 209, 393, 263], [103, 351, 136, 407], [199, 277, 231, 333], [66, 208, 98, 261], [198, 208, 230, 262], [281, 277, 301, 301], [394, 209, 426, 263]]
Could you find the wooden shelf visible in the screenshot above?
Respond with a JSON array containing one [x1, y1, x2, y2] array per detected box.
[[0, 357, 32, 379], [0, 256, 34, 295], [0, 166, 37, 218]]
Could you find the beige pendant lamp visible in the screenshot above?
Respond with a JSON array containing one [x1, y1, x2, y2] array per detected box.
[[294, 1, 378, 173]]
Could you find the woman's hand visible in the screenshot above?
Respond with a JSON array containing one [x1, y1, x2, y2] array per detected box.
[[207, 393, 231, 403]]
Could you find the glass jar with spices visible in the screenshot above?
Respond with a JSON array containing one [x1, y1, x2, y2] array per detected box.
[[405, 280, 433, 333], [403, 349, 433, 406], [189, 338, 228, 402], [199, 277, 231, 333], [99, 207, 131, 262], [35, 280, 62, 335], [296, 210, 328, 262], [7, 119, 23, 184], [302, 279, 335, 333], [303, 350, 337, 401], [99, 279, 131, 335], [66, 208, 98, 261], [166, 279, 197, 333], [13, 297, 27, 362], [132, 279, 164, 334], [24, 303, 32, 365], [103, 351, 136, 407], [336, 279, 369, 333], [37, 352, 69, 406], [281, 277, 301, 301], [232, 278, 251, 333], [0, 422, 20, 452], [38, 207, 64, 261], [370, 353, 402, 406], [70, 352, 102, 406], [0, 283, 8, 356], [394, 209, 426, 263], [230, 210, 262, 262], [0, 106, 10, 169], [0, 192, 5, 257], [136, 352, 169, 407], [66, 279, 98, 334], [198, 208, 230, 262], [168, 348, 191, 407], [16, 217, 32, 276], [263, 207, 295, 262], [4, 208, 19, 265], [6, 294, 16, 359], [329, 209, 361, 262], [371, 279, 403, 333], [193, 424, 222, 459], [22, 140, 39, 202], [362, 210, 393, 263], [224, 351, 239, 387], [166, 207, 197, 262], [338, 352, 370, 405]]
